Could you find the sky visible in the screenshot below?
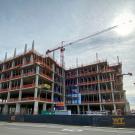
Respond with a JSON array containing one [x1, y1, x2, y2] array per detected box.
[[0, 0, 135, 109]]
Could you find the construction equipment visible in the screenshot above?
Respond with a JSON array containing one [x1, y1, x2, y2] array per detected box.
[[46, 20, 132, 66], [45, 21, 133, 111]]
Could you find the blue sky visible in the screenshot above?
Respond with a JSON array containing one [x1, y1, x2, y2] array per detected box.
[[0, 0, 135, 109]]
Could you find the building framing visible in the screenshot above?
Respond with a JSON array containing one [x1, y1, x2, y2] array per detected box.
[[65, 61, 130, 115], [0, 46, 130, 115], [0, 47, 64, 115]]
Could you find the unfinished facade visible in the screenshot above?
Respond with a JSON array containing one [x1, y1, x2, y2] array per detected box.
[[0, 47, 64, 115], [0, 46, 130, 115], [65, 61, 130, 115]]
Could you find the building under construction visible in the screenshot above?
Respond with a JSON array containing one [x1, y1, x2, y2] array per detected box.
[[0, 45, 65, 115], [0, 45, 130, 115], [65, 61, 130, 115]]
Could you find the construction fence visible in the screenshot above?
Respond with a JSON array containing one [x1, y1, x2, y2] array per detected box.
[[0, 115, 135, 128]]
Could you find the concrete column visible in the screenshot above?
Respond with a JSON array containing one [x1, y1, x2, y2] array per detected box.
[[7, 78, 11, 102], [22, 56, 26, 65], [19, 90, 22, 101], [4, 52, 7, 61], [12, 61, 14, 67], [35, 65, 39, 99], [1, 72, 4, 80], [3, 104, 8, 114], [110, 73, 117, 115], [9, 80, 12, 90], [77, 105, 80, 114], [35, 75, 39, 88], [3, 64, 5, 70], [62, 68, 66, 110], [24, 44, 27, 53], [15, 103, 20, 115], [51, 63, 55, 103], [34, 88, 38, 98], [76, 67, 80, 111], [20, 71, 23, 88], [34, 101, 39, 115], [36, 65, 39, 75], [19, 71, 23, 101], [43, 103, 46, 111], [10, 71, 13, 78], [7, 92, 10, 102], [35, 66, 39, 90], [21, 68, 24, 77], [97, 64, 102, 111], [13, 48, 16, 58], [30, 54, 34, 63]]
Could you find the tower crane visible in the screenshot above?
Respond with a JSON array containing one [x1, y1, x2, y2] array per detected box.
[[45, 20, 132, 109], [45, 24, 121, 109], [46, 21, 132, 67]]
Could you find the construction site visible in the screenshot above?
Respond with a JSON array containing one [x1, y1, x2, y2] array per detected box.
[[65, 60, 130, 115], [0, 43, 130, 116], [0, 23, 132, 116], [0, 45, 65, 115]]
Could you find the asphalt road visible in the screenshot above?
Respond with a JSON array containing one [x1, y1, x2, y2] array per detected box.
[[0, 122, 135, 135]]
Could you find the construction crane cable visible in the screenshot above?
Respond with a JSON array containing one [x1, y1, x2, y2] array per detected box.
[[63, 25, 118, 48], [46, 25, 118, 54], [46, 20, 133, 54]]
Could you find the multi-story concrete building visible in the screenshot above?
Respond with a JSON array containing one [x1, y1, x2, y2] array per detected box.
[[0, 46, 130, 115], [65, 61, 130, 115], [0, 47, 64, 115]]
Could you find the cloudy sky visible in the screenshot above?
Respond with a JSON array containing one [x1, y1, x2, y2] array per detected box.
[[0, 0, 135, 109]]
